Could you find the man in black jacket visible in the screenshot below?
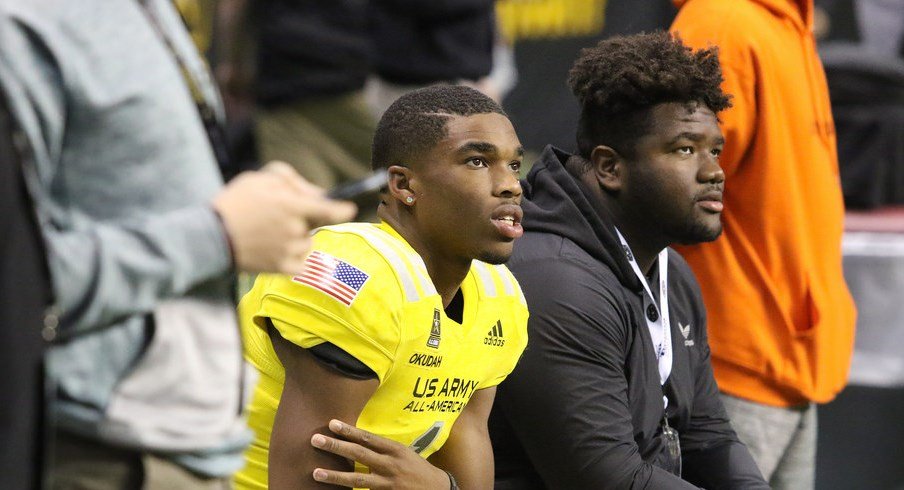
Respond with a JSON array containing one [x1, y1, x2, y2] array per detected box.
[[489, 32, 769, 489]]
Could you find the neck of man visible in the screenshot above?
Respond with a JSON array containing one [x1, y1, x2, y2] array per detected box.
[[421, 255, 470, 308], [379, 205, 469, 308], [570, 159, 667, 275]]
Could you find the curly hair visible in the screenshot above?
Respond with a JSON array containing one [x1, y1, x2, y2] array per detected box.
[[372, 85, 507, 170], [567, 31, 731, 160]]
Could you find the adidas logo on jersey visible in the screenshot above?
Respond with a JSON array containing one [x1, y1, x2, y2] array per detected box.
[[484, 320, 506, 347]]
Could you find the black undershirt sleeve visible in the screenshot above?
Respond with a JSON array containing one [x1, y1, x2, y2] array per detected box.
[[308, 342, 377, 380]]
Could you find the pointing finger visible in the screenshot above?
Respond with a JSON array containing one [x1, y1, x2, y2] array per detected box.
[[327, 419, 400, 453], [312, 467, 384, 489], [311, 433, 383, 468]]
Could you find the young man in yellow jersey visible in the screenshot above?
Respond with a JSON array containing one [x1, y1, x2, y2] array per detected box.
[[236, 84, 529, 489]]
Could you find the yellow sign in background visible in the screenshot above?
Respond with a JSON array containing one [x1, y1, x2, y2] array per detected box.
[[496, 0, 608, 41]]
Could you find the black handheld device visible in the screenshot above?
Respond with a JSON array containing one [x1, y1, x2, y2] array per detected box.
[[327, 169, 389, 201], [327, 170, 389, 220]]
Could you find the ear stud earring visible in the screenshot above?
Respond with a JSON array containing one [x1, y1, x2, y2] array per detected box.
[[405, 196, 414, 204]]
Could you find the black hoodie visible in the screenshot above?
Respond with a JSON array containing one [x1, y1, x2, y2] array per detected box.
[[489, 147, 767, 489]]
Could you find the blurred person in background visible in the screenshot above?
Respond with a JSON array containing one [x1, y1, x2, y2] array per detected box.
[[0, 0, 354, 488], [671, 0, 857, 487], [217, 0, 377, 197], [365, 0, 517, 117]]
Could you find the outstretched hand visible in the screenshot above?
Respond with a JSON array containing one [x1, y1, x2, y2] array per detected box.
[[310, 419, 451, 489]]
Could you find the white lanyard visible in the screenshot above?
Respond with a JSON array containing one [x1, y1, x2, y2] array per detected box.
[[615, 229, 672, 403]]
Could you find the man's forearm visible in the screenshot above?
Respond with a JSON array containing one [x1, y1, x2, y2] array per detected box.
[[682, 440, 769, 489]]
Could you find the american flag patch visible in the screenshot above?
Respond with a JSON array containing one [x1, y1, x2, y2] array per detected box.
[[293, 251, 369, 306]]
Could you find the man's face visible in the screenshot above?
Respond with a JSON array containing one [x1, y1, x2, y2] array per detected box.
[[409, 112, 524, 265], [620, 102, 725, 244]]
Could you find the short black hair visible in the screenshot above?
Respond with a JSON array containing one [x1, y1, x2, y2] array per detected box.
[[372, 85, 507, 170], [568, 31, 731, 160]]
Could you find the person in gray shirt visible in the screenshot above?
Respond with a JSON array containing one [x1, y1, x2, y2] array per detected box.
[[0, 0, 354, 487]]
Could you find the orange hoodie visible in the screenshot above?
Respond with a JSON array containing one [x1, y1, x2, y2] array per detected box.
[[671, 0, 856, 406]]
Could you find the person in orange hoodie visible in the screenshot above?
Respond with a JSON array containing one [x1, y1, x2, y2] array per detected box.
[[670, 0, 857, 488]]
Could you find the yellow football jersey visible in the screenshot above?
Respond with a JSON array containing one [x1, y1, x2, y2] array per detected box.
[[235, 222, 529, 489]]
